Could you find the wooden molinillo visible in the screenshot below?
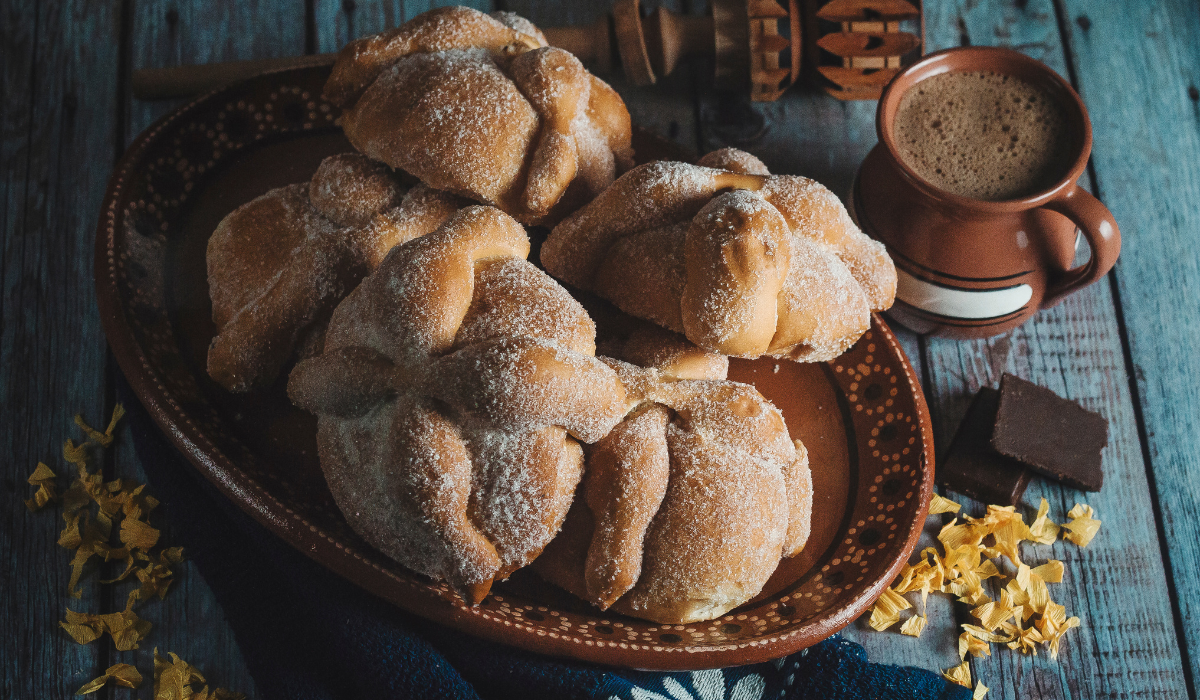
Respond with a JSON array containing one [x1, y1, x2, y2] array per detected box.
[[545, 0, 922, 100], [130, 0, 923, 102]]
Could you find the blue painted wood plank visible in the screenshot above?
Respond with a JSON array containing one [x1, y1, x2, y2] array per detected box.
[[109, 2, 309, 697], [1057, 0, 1200, 693], [915, 1, 1190, 698], [313, 0, 495, 55], [0, 0, 118, 695]]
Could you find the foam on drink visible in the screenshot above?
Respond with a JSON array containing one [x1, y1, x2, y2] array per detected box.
[[894, 70, 1072, 201]]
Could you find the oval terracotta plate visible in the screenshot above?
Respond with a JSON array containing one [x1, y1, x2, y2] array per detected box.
[[95, 66, 934, 670]]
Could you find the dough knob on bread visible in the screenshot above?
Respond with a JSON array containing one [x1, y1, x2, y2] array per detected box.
[[681, 189, 792, 357]]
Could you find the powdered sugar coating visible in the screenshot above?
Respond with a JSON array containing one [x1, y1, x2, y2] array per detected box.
[[206, 153, 466, 392], [455, 257, 596, 355], [344, 49, 540, 211], [309, 152, 403, 227], [681, 189, 791, 357], [617, 423, 789, 622], [328, 6, 632, 225], [697, 147, 770, 176]]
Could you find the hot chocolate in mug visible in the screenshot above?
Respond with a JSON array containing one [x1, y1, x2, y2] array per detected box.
[[850, 47, 1120, 338]]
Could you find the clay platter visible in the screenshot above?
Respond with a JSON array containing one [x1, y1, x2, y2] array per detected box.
[[95, 66, 934, 670]]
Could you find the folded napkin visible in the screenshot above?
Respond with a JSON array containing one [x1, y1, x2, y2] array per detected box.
[[118, 374, 969, 700]]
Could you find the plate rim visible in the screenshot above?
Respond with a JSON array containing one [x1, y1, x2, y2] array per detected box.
[[94, 66, 935, 670]]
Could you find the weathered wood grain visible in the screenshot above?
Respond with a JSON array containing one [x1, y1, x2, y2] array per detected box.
[[125, 0, 309, 144], [314, 0, 494, 54], [0, 0, 119, 696], [1058, 0, 1200, 693], [108, 2, 310, 697], [914, 1, 1190, 698]]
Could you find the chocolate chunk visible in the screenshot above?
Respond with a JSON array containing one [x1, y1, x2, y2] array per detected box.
[[991, 373, 1107, 492], [939, 387, 1032, 506]]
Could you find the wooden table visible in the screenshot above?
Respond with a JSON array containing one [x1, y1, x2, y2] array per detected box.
[[3, 1, 1197, 697]]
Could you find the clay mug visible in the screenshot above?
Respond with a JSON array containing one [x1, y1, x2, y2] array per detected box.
[[850, 47, 1120, 338]]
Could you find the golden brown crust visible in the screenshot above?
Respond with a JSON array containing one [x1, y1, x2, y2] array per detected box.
[[323, 6, 543, 109], [583, 404, 671, 608], [541, 150, 898, 361], [342, 49, 540, 215], [309, 153, 402, 227], [327, 7, 633, 225], [534, 353, 812, 624], [697, 147, 770, 176], [288, 206, 630, 602], [614, 424, 788, 623], [783, 439, 813, 557], [593, 223, 689, 334], [604, 323, 728, 381], [206, 154, 462, 392]]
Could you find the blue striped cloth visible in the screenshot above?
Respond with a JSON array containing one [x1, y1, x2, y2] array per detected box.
[[119, 375, 968, 700]]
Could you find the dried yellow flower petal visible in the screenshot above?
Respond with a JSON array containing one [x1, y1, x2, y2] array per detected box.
[[971, 590, 1017, 631], [1064, 504, 1101, 547], [61, 603, 152, 651], [872, 498, 1092, 668], [1032, 560, 1064, 584], [929, 493, 962, 515], [942, 660, 972, 688], [72, 404, 126, 449], [122, 484, 159, 522], [959, 631, 991, 659], [869, 588, 911, 631], [973, 681, 989, 700], [938, 518, 988, 551], [25, 462, 59, 511], [1028, 498, 1059, 545], [892, 549, 946, 607], [120, 516, 161, 551], [63, 439, 91, 470], [1036, 601, 1081, 659], [988, 512, 1031, 566], [1003, 615, 1045, 655], [76, 663, 143, 695], [126, 555, 179, 607], [61, 481, 91, 515], [152, 649, 244, 700], [901, 614, 927, 638], [961, 624, 1014, 644], [60, 614, 104, 645]]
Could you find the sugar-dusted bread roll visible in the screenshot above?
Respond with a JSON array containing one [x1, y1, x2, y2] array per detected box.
[[288, 206, 630, 603], [206, 153, 465, 392], [535, 334, 812, 624], [323, 6, 634, 225], [541, 149, 897, 361]]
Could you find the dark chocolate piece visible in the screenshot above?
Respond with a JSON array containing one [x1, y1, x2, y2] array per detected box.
[[991, 374, 1108, 492], [939, 387, 1032, 506]]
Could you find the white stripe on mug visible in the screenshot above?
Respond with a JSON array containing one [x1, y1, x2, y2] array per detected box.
[[895, 267, 1033, 320]]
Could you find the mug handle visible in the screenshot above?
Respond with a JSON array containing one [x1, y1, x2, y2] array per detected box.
[[1039, 185, 1122, 308]]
